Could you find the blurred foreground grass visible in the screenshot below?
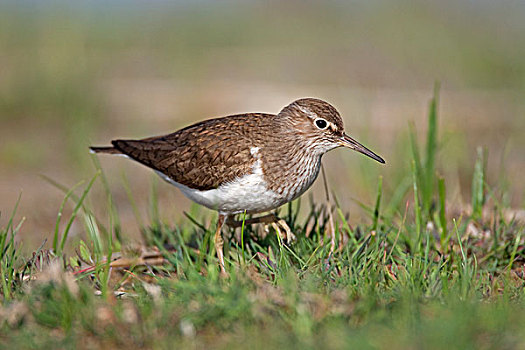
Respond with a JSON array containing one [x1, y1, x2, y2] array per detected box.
[[0, 88, 524, 348]]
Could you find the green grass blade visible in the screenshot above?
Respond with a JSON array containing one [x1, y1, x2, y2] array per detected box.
[[90, 154, 120, 250], [409, 122, 423, 191], [507, 229, 522, 272], [471, 147, 487, 221], [52, 180, 85, 252], [83, 212, 103, 260], [40, 174, 81, 203], [59, 171, 101, 254], [423, 83, 439, 216], [437, 176, 448, 251], [0, 193, 22, 259], [412, 160, 422, 251]]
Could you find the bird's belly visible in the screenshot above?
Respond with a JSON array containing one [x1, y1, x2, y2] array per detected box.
[[156, 170, 284, 215]]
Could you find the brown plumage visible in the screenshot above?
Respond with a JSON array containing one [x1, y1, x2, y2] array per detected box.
[[108, 113, 274, 191], [90, 98, 385, 274], [91, 98, 383, 194]]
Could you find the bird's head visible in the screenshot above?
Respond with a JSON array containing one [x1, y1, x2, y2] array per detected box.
[[279, 98, 385, 163]]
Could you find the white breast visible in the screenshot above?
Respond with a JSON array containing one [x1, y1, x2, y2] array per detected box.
[[155, 147, 284, 215]]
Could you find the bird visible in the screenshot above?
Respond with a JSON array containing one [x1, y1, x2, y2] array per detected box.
[[90, 98, 385, 275]]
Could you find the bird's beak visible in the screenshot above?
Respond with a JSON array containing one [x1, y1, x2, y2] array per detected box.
[[339, 134, 385, 164]]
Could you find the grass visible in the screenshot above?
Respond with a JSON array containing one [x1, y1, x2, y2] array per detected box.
[[0, 89, 524, 349]]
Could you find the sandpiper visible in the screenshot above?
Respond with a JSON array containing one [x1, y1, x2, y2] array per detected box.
[[90, 98, 385, 274]]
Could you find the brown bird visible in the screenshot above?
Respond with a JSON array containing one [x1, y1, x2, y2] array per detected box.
[[90, 98, 385, 274]]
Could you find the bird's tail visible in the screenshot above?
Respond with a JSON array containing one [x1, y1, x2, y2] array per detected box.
[[89, 146, 122, 155]]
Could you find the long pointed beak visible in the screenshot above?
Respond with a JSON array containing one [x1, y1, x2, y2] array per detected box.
[[339, 134, 385, 164]]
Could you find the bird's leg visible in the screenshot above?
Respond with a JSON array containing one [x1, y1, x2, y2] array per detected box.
[[214, 214, 228, 276], [226, 213, 296, 244]]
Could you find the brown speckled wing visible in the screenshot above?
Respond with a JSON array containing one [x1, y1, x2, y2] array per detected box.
[[112, 113, 274, 191]]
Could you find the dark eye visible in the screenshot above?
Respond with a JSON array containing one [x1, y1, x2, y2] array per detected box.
[[315, 118, 328, 130]]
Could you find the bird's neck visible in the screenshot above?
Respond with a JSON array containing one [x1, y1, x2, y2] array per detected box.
[[261, 139, 323, 201]]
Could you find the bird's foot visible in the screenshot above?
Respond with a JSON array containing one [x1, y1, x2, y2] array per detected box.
[[271, 219, 296, 245], [227, 213, 296, 244]]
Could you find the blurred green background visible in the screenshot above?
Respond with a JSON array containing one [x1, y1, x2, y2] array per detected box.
[[1, 1, 524, 249]]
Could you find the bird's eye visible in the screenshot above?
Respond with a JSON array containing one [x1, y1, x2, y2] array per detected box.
[[314, 118, 328, 130]]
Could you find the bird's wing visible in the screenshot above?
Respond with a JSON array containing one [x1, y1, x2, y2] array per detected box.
[[112, 114, 271, 190]]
